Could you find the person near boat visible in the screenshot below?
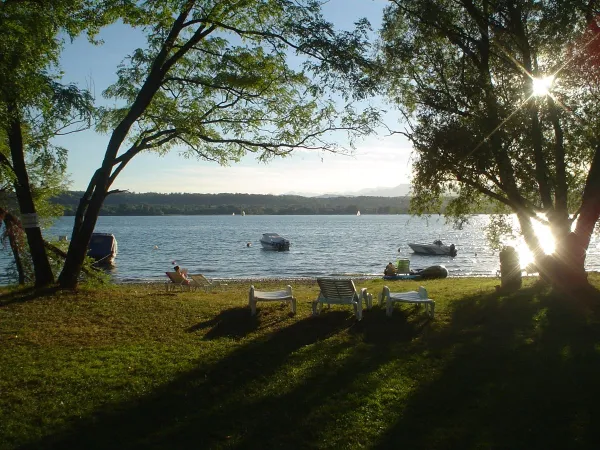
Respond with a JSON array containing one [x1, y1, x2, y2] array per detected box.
[[384, 262, 397, 276]]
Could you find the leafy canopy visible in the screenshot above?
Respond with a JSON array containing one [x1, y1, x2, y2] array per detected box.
[[95, 0, 380, 167], [378, 0, 600, 238]]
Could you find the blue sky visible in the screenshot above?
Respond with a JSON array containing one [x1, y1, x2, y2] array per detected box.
[[55, 0, 412, 195]]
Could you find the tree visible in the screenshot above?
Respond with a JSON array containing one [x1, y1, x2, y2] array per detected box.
[[0, 0, 104, 286], [377, 0, 600, 289], [58, 0, 378, 288]]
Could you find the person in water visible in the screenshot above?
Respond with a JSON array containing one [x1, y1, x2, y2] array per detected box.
[[384, 262, 397, 276]]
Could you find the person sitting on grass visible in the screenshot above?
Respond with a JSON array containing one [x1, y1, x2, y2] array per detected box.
[[384, 262, 397, 276], [174, 265, 190, 285]]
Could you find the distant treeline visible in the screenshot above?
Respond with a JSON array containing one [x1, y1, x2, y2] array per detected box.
[[52, 192, 413, 216]]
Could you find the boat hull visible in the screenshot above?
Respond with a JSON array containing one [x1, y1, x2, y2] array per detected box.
[[87, 233, 118, 265], [384, 265, 449, 280], [260, 233, 290, 251], [408, 243, 456, 256], [260, 241, 290, 251]]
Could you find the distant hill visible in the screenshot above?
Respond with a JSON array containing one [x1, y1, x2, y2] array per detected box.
[[52, 191, 412, 216], [287, 184, 412, 198], [353, 184, 411, 197]]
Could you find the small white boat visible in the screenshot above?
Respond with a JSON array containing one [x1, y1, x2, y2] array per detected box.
[[260, 233, 290, 251], [357, 210, 361, 216], [408, 240, 457, 256]]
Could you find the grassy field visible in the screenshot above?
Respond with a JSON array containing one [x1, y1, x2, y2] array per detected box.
[[1, 275, 600, 449]]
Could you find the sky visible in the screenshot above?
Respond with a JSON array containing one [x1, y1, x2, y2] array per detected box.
[[55, 0, 412, 196]]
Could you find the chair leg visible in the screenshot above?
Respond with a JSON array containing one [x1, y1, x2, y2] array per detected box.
[[356, 299, 363, 321], [386, 299, 393, 317], [250, 299, 256, 316], [290, 298, 297, 315], [380, 286, 390, 308], [312, 301, 318, 316]]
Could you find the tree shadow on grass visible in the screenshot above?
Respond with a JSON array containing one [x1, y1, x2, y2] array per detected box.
[[186, 304, 301, 340], [20, 310, 387, 450], [0, 286, 60, 307], [185, 306, 258, 339], [353, 303, 432, 347], [20, 283, 599, 449], [373, 283, 600, 450]]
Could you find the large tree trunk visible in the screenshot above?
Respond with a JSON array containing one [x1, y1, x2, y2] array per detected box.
[[7, 103, 54, 287], [56, 13, 185, 289], [58, 183, 106, 288], [540, 146, 600, 292]]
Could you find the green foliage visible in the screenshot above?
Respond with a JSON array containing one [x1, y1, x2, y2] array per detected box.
[[0, 0, 125, 285], [94, 0, 378, 165], [377, 1, 600, 242]]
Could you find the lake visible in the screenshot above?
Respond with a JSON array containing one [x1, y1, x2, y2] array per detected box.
[[1, 214, 599, 284]]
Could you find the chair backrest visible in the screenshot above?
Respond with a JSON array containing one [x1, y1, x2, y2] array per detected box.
[[166, 271, 185, 283], [418, 286, 428, 299], [190, 274, 211, 286], [317, 278, 358, 300]]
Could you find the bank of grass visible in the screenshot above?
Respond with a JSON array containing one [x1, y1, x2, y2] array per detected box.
[[1, 275, 600, 449]]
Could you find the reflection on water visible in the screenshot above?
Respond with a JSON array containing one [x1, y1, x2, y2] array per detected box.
[[0, 214, 598, 284]]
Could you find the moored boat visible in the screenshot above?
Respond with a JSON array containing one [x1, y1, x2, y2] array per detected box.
[[408, 240, 457, 256], [87, 233, 118, 265], [260, 233, 290, 251], [383, 265, 449, 280]]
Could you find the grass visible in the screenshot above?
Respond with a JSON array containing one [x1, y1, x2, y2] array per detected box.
[[1, 275, 600, 449]]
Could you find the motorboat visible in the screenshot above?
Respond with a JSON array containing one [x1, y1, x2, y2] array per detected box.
[[87, 233, 118, 265], [407, 240, 457, 256], [260, 233, 290, 251]]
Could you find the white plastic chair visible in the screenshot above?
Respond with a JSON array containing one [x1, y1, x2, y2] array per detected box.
[[249, 285, 296, 316], [378, 285, 435, 318], [189, 274, 222, 292], [312, 278, 373, 321]]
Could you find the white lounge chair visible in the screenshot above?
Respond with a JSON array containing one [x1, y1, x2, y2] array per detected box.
[[189, 274, 221, 292], [248, 285, 296, 316], [165, 271, 193, 291], [312, 278, 373, 321], [379, 285, 435, 318]]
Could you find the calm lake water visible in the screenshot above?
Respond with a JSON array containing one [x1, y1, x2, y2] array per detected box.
[[1, 214, 600, 284]]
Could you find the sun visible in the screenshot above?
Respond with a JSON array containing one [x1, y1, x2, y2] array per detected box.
[[532, 75, 555, 96]]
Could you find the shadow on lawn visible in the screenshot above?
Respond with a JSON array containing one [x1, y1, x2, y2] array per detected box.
[[185, 306, 259, 339], [19, 284, 600, 450], [0, 286, 60, 307], [21, 308, 390, 450], [373, 283, 600, 450]]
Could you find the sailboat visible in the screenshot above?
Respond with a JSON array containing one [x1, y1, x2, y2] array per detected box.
[[242, 211, 246, 216], [356, 210, 361, 216]]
